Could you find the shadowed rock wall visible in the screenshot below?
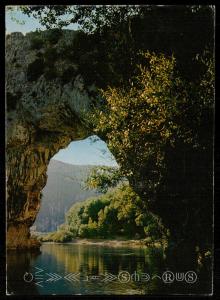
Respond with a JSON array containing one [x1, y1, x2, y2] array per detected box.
[[6, 31, 93, 249]]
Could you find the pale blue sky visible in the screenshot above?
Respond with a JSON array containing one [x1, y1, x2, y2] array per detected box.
[[6, 7, 117, 167], [6, 10, 43, 34], [6, 7, 79, 34], [53, 136, 118, 166]]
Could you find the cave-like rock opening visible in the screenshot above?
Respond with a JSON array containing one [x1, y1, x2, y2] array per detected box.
[[32, 135, 118, 233]]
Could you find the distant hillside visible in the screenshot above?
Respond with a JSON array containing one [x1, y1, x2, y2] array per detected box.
[[34, 159, 101, 232]]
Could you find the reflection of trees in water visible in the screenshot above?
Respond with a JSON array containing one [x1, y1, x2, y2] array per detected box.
[[43, 244, 141, 274], [42, 244, 164, 294], [7, 244, 208, 295], [7, 251, 40, 295]]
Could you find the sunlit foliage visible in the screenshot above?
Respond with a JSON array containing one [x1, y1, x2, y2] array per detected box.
[[64, 184, 166, 242], [87, 50, 214, 198]]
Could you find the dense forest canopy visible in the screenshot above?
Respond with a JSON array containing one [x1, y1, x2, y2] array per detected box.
[[42, 184, 167, 246]]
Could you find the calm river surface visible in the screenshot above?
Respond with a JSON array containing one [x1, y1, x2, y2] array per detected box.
[[7, 243, 208, 295]]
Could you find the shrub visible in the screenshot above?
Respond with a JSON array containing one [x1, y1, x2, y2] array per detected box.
[[78, 224, 89, 238], [144, 224, 161, 240], [30, 36, 44, 50], [61, 66, 77, 84], [42, 230, 73, 242], [44, 67, 57, 81], [27, 59, 45, 81], [45, 29, 62, 45], [7, 92, 21, 111], [44, 48, 58, 64]]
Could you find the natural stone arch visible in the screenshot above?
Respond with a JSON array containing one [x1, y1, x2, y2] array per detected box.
[[6, 31, 97, 249], [6, 9, 214, 273]]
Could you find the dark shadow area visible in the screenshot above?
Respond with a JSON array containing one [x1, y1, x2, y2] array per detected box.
[[7, 250, 41, 295]]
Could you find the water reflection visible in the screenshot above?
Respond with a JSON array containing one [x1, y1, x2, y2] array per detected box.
[[7, 243, 209, 295], [7, 251, 40, 295]]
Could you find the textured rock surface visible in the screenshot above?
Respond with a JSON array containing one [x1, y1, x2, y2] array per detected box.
[[6, 31, 94, 249]]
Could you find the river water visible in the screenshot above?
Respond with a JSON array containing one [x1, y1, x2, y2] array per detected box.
[[7, 243, 209, 295]]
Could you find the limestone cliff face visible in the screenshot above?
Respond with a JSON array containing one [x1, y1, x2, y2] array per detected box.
[[6, 31, 94, 249]]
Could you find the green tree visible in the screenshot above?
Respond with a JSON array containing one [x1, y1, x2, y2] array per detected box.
[[89, 52, 186, 189], [87, 50, 214, 268], [84, 166, 123, 193], [16, 5, 140, 32], [64, 183, 165, 241]]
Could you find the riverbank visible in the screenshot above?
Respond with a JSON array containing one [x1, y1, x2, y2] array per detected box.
[[33, 231, 163, 248], [42, 238, 162, 248], [73, 238, 145, 247]]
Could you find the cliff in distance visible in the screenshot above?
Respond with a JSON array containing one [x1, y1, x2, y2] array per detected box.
[[34, 160, 100, 232]]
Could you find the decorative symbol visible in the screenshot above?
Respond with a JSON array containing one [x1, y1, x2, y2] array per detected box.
[[64, 273, 80, 282], [176, 272, 185, 281], [90, 275, 101, 280], [35, 281, 44, 287], [34, 267, 44, 287], [23, 272, 33, 283], [118, 271, 130, 283], [140, 273, 151, 281], [102, 273, 118, 283], [46, 273, 62, 282], [82, 275, 89, 282], [35, 267, 44, 274], [162, 271, 175, 283], [185, 271, 197, 284], [151, 274, 161, 280]]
